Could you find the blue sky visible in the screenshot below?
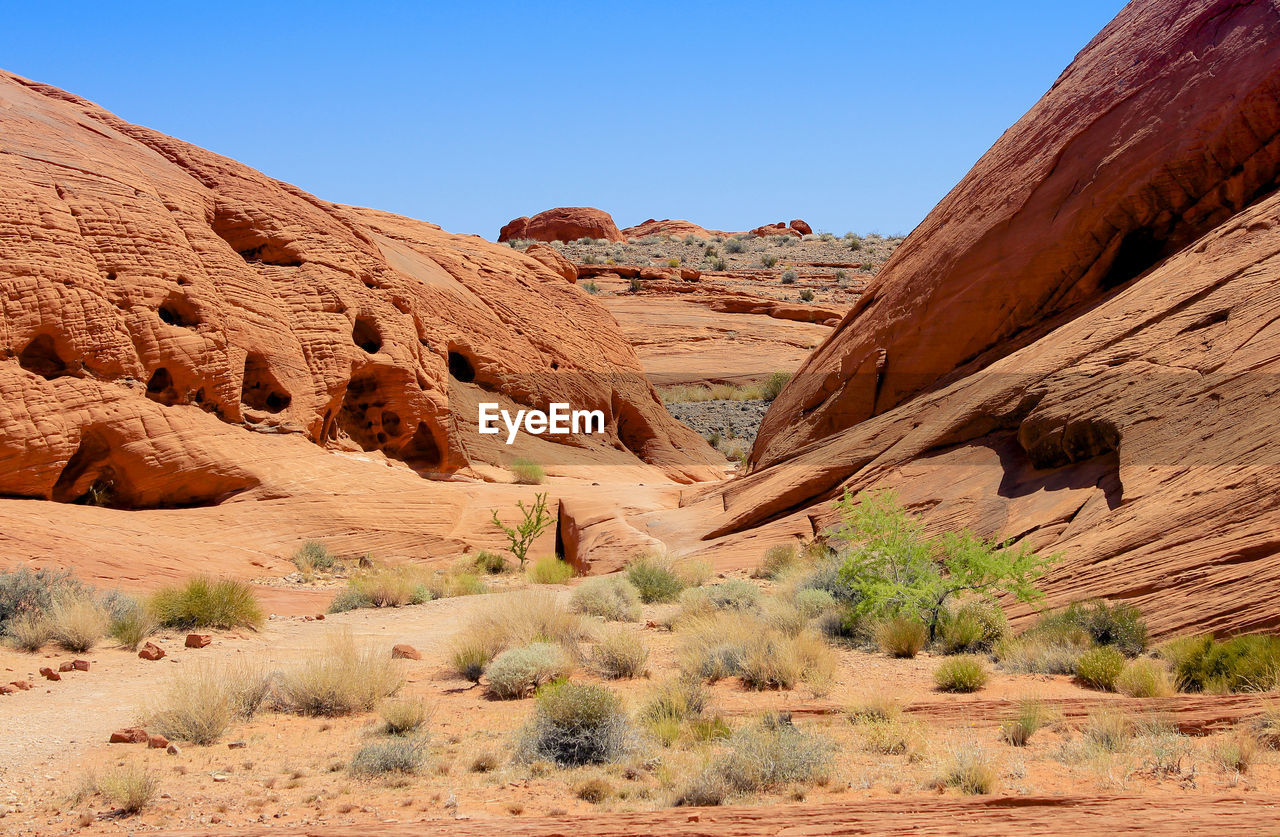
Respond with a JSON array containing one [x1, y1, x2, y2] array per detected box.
[[2, 1, 1126, 238]]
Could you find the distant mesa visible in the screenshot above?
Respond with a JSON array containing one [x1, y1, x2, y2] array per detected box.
[[497, 206, 624, 243]]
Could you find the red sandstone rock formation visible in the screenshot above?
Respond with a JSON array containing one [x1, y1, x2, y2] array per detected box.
[[521, 243, 577, 282], [497, 207, 624, 243], [0, 71, 719, 512], [620, 219, 727, 239], [708, 0, 1280, 637], [788, 219, 812, 236]]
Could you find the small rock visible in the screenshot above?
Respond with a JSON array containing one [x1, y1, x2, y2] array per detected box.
[[315, 614, 325, 620], [211, 772, 230, 782], [10, 681, 32, 691], [38, 667, 60, 682], [227, 740, 247, 749], [644, 620, 659, 629], [391, 644, 421, 660], [57, 662, 74, 673], [109, 728, 148, 744], [185, 634, 211, 648], [148, 734, 169, 749], [166, 743, 182, 756], [0, 685, 13, 695], [138, 642, 165, 661], [72, 660, 89, 671]]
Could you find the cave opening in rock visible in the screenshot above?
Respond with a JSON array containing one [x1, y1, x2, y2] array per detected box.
[[1099, 227, 1166, 291], [18, 334, 72, 380], [400, 421, 444, 472], [158, 294, 200, 328], [352, 317, 383, 354], [145, 367, 180, 405], [240, 353, 292, 413], [52, 431, 123, 507], [447, 350, 476, 383]]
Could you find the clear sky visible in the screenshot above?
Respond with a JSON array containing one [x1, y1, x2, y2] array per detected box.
[[1, 1, 1127, 239]]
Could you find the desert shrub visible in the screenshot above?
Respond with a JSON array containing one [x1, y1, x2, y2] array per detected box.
[[516, 682, 633, 766], [590, 627, 648, 679], [96, 764, 158, 814], [626, 553, 686, 603], [934, 656, 988, 692], [148, 660, 270, 745], [724, 238, 745, 254], [935, 743, 998, 794], [673, 770, 731, 806], [700, 580, 761, 611], [582, 280, 601, 294], [380, 697, 430, 735], [575, 776, 613, 803], [711, 714, 831, 792], [799, 289, 815, 302], [859, 715, 926, 759], [45, 590, 110, 652], [759, 371, 792, 402], [711, 257, 727, 271], [1035, 600, 1148, 656], [105, 594, 155, 650], [1084, 708, 1133, 751], [760, 599, 810, 636], [486, 642, 572, 699], [739, 630, 835, 692], [570, 575, 642, 622], [995, 633, 1088, 674], [875, 616, 928, 658], [939, 601, 1007, 654], [1112, 657, 1173, 698], [450, 639, 492, 682], [1251, 704, 1280, 749], [510, 458, 545, 485], [761, 253, 779, 268], [458, 590, 594, 662], [293, 541, 336, 573], [6, 611, 49, 651], [529, 556, 574, 584], [1211, 732, 1257, 774], [469, 750, 501, 772], [999, 699, 1048, 747], [328, 588, 372, 613], [276, 631, 404, 716], [471, 550, 509, 574], [428, 570, 485, 598], [350, 737, 428, 776], [1166, 634, 1280, 693], [752, 544, 798, 579], [0, 567, 84, 630], [1074, 645, 1126, 691], [149, 576, 264, 630], [628, 277, 642, 293], [491, 492, 554, 570], [780, 270, 797, 284], [335, 564, 433, 610], [641, 678, 709, 727], [794, 588, 836, 619]]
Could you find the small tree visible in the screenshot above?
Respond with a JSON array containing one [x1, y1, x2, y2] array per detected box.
[[832, 490, 1056, 640], [492, 492, 555, 570]]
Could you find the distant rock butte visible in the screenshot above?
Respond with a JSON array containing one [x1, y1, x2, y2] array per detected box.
[[702, 0, 1280, 637], [0, 70, 720, 511], [498, 207, 624, 243]]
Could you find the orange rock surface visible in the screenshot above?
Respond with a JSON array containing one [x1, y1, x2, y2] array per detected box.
[[699, 0, 1280, 637], [497, 206, 624, 243]]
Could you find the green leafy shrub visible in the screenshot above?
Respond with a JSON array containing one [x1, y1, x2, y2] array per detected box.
[[759, 371, 792, 402], [471, 550, 510, 574], [293, 541, 336, 573], [626, 554, 686, 603], [491, 492, 554, 570], [934, 655, 988, 692], [509, 458, 546, 485], [1165, 634, 1280, 693], [570, 575, 642, 621], [529, 556, 574, 584], [1075, 646, 1126, 690], [350, 737, 428, 776], [1035, 600, 1147, 656], [486, 642, 571, 699], [516, 682, 633, 765], [149, 577, 264, 630]]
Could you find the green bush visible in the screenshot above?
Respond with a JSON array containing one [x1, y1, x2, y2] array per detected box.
[[752, 544, 797, 579], [780, 270, 797, 284], [105, 594, 155, 650], [724, 238, 745, 254], [1035, 600, 1148, 656], [516, 682, 633, 765], [1166, 634, 1280, 693], [934, 655, 988, 692], [1075, 646, 1126, 691], [510, 458, 546, 485], [149, 577, 264, 630], [293, 541, 336, 573], [328, 588, 372, 613], [529, 556, 574, 584], [626, 554, 685, 603], [486, 642, 571, 699], [875, 616, 927, 658], [759, 371, 792, 402], [471, 550, 509, 574], [940, 601, 1007, 654], [570, 575, 641, 621], [350, 737, 428, 776]]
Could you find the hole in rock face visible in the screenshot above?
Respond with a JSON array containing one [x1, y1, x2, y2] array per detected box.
[[1099, 227, 1166, 291], [158, 294, 200, 328], [211, 206, 303, 267], [352, 317, 383, 354], [241, 353, 292, 413], [18, 334, 72, 380], [145, 367, 180, 406], [447, 351, 475, 383], [338, 373, 397, 451], [52, 431, 121, 507], [400, 421, 444, 472]]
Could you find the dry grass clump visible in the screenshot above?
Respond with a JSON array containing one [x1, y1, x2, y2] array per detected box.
[[96, 763, 158, 814], [999, 699, 1050, 747], [146, 659, 271, 745], [450, 639, 492, 682], [639, 677, 727, 746], [1250, 703, 1280, 749], [939, 601, 1007, 654], [329, 565, 431, 611], [575, 777, 613, 803], [486, 642, 572, 699], [848, 694, 904, 723], [590, 627, 649, 679], [739, 630, 834, 693], [626, 553, 687, 603], [379, 697, 431, 736], [676, 714, 830, 805], [509, 458, 546, 485], [875, 616, 927, 658], [529, 556, 575, 585], [106, 594, 155, 650], [752, 544, 799, 579], [458, 590, 595, 663], [350, 736, 429, 776], [46, 590, 110, 652], [293, 540, 337, 573], [934, 742, 998, 794], [934, 655, 989, 692], [515, 682, 634, 766], [1210, 732, 1257, 774], [570, 575, 642, 621], [6, 610, 49, 651], [1075, 645, 1126, 690], [469, 750, 501, 772], [859, 715, 927, 760], [678, 611, 834, 693], [149, 576, 264, 630], [1115, 657, 1175, 697], [1084, 708, 1133, 752], [275, 631, 404, 716], [995, 631, 1089, 675]]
